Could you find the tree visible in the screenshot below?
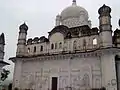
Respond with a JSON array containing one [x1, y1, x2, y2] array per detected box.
[[1, 69, 10, 81]]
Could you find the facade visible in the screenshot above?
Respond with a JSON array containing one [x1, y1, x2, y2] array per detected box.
[[10, 0, 120, 90]]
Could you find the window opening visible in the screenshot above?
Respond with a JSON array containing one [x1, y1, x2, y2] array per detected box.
[[59, 42, 62, 49], [40, 45, 43, 51], [28, 48, 30, 53], [73, 41, 77, 50], [93, 38, 97, 45], [51, 44, 54, 49], [55, 43, 57, 49], [34, 46, 36, 52]]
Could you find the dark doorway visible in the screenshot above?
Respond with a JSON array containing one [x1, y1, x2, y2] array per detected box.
[[51, 77, 58, 90], [8, 83, 12, 90]]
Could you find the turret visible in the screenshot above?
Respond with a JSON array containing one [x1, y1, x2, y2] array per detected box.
[[16, 23, 28, 57], [113, 19, 120, 47], [98, 4, 112, 47], [56, 14, 61, 26], [72, 0, 77, 5], [0, 33, 5, 61]]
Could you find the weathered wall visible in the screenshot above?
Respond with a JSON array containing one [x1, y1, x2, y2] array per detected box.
[[13, 53, 102, 90]]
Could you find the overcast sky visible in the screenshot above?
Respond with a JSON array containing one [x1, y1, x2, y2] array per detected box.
[[0, 0, 120, 80]]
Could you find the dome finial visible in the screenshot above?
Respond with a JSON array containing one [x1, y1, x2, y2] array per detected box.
[[72, 0, 76, 5], [19, 22, 28, 30]]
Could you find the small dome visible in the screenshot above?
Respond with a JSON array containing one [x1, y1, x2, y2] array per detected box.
[[27, 38, 32, 45], [114, 29, 120, 36], [19, 23, 28, 30], [61, 4, 88, 20], [98, 4, 111, 15], [33, 37, 39, 42]]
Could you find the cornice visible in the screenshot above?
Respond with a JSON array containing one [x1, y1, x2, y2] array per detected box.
[[9, 47, 120, 63]]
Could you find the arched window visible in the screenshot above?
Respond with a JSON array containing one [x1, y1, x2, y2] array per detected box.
[[93, 38, 97, 45], [73, 41, 77, 50], [83, 39, 86, 47], [55, 43, 57, 49], [34, 46, 36, 52], [51, 43, 54, 49], [40, 45, 43, 51], [28, 48, 30, 53], [59, 42, 62, 49]]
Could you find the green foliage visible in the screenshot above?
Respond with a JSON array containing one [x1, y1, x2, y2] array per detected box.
[[1, 69, 10, 81]]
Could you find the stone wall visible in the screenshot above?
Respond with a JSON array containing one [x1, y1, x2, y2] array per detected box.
[[13, 52, 101, 90]]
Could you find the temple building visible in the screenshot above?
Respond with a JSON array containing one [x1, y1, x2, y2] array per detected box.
[[10, 0, 120, 90]]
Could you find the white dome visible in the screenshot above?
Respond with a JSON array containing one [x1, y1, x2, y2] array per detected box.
[[55, 1, 91, 28], [61, 4, 89, 20]]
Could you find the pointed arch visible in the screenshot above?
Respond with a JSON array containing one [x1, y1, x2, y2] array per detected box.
[[51, 43, 54, 49], [40, 45, 43, 51], [27, 48, 30, 53], [83, 39, 86, 49], [34, 46, 36, 52], [73, 40, 77, 50], [55, 43, 57, 49], [93, 38, 97, 45], [59, 42, 62, 49]]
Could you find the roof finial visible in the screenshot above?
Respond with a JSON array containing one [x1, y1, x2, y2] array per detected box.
[[72, 0, 76, 5]]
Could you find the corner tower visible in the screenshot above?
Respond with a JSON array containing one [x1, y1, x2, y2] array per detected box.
[[0, 33, 9, 70], [16, 23, 28, 57], [98, 4, 112, 47], [0, 33, 5, 61]]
